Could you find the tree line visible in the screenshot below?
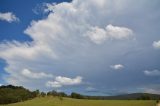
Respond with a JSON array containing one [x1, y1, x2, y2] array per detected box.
[[0, 85, 70, 104]]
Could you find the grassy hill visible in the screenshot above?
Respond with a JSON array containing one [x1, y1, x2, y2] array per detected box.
[[0, 97, 156, 106]]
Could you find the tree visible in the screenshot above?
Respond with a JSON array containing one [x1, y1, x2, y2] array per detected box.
[[47, 91, 52, 96], [58, 92, 67, 97], [47, 90, 58, 96], [0, 85, 37, 104], [32, 90, 40, 97], [71, 92, 84, 99], [41, 92, 46, 97]]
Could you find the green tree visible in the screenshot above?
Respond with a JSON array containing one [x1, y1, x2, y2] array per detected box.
[[41, 92, 46, 97], [71, 92, 84, 99]]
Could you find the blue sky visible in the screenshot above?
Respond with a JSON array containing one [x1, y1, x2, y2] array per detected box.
[[0, 0, 160, 95], [0, 0, 71, 42]]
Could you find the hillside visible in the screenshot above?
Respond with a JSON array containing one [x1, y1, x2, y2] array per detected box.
[[0, 97, 156, 106]]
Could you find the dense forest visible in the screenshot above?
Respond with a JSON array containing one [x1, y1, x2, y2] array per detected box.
[[0, 85, 160, 104], [0, 85, 67, 104], [0, 85, 38, 104]]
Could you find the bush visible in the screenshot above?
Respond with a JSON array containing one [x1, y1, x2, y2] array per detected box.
[[156, 100, 159, 103]]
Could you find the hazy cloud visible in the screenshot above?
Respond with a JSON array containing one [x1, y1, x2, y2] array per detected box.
[[21, 69, 53, 79], [46, 76, 82, 88], [144, 88, 160, 94], [110, 64, 124, 70], [153, 40, 160, 49], [0, 12, 19, 23], [144, 70, 160, 76]]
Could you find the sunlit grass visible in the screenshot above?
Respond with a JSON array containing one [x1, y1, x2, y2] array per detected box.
[[0, 96, 156, 106]]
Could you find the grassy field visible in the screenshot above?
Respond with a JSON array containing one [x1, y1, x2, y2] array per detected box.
[[0, 97, 156, 106]]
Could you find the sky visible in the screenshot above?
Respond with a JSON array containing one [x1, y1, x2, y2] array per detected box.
[[0, 0, 160, 96]]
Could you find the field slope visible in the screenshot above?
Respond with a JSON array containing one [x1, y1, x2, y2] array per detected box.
[[0, 97, 156, 106]]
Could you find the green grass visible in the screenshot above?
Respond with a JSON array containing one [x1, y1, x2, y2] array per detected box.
[[0, 97, 156, 106]]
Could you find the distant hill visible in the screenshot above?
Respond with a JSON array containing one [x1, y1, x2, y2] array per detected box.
[[85, 93, 160, 100]]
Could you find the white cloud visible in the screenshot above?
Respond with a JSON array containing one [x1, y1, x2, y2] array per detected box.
[[106, 24, 133, 40], [139, 87, 160, 94], [46, 81, 62, 88], [153, 40, 160, 49], [110, 64, 124, 70], [85, 24, 133, 44], [46, 76, 82, 88], [144, 69, 160, 76], [85, 26, 108, 44], [33, 3, 57, 15], [21, 69, 53, 79], [0, 12, 19, 23], [144, 88, 160, 94], [43, 3, 56, 13], [0, 0, 135, 90]]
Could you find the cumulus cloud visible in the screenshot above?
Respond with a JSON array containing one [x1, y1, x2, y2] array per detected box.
[[110, 64, 124, 70], [46, 76, 82, 88], [85, 26, 107, 44], [85, 24, 133, 44], [153, 40, 160, 49], [0, 0, 135, 90], [21, 69, 53, 79], [144, 70, 160, 76], [0, 12, 19, 23]]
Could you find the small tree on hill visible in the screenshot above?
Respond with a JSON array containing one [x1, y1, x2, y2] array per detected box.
[[41, 92, 46, 97], [71, 92, 84, 99]]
